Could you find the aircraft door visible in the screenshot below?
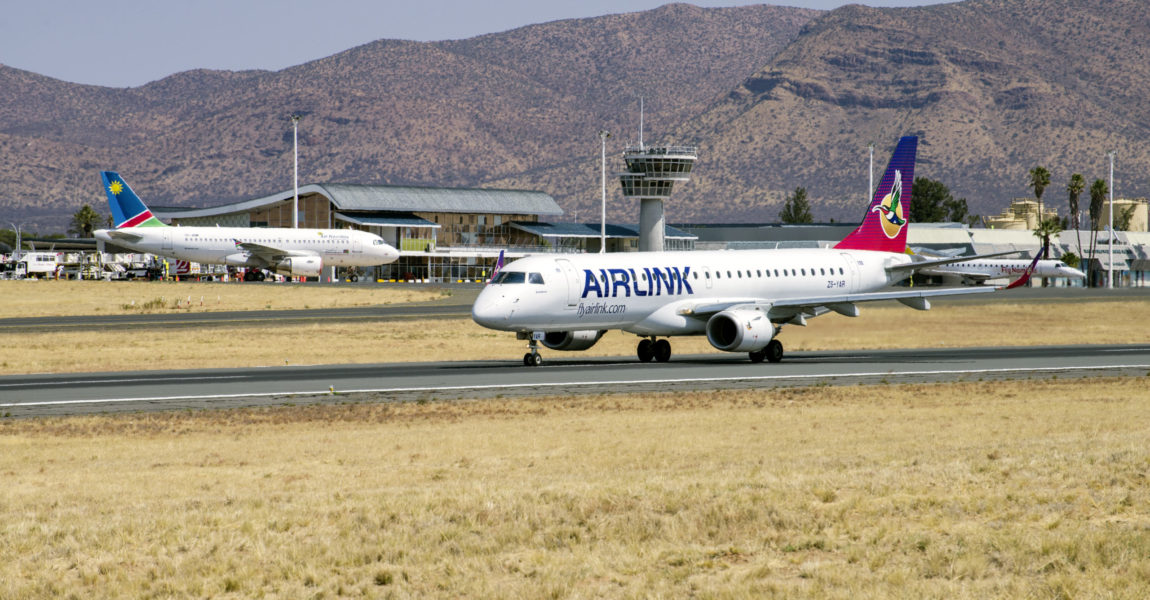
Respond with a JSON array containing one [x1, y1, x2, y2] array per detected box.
[[839, 253, 860, 293], [556, 258, 580, 307], [703, 266, 713, 289], [162, 230, 173, 251]]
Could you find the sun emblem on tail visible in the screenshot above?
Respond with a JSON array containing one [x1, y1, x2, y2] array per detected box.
[[108, 180, 124, 195], [870, 171, 906, 239]]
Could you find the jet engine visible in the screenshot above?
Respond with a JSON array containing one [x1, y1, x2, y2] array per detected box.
[[705, 308, 776, 352], [542, 330, 606, 351], [272, 256, 323, 278]]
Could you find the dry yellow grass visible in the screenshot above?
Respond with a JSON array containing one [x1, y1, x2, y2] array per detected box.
[[2, 300, 1148, 374], [0, 280, 442, 317], [1, 378, 1148, 598]]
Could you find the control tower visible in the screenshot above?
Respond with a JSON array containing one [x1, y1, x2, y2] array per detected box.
[[618, 143, 697, 252]]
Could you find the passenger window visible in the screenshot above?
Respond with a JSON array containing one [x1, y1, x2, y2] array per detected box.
[[820, 268, 825, 276], [529, 272, 545, 284], [801, 268, 806, 276]]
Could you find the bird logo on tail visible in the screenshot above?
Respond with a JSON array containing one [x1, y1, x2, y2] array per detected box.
[[872, 171, 907, 239]]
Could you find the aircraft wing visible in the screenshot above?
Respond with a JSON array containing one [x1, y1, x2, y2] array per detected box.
[[887, 249, 1024, 273], [233, 240, 308, 265], [915, 267, 992, 282], [105, 229, 144, 244], [677, 286, 999, 326]]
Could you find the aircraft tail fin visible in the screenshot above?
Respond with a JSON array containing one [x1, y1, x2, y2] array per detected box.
[[488, 249, 505, 283], [1004, 247, 1045, 289], [833, 136, 917, 253], [101, 171, 166, 229]]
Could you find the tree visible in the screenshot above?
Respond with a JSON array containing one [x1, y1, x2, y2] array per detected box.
[[1028, 166, 1051, 226], [778, 187, 813, 224], [1066, 173, 1085, 260], [1087, 178, 1108, 286], [1061, 251, 1080, 269], [69, 204, 104, 238], [1033, 216, 1062, 259], [910, 177, 978, 225], [1116, 204, 1137, 231]]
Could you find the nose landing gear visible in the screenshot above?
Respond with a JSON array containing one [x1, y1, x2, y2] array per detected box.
[[523, 335, 543, 366]]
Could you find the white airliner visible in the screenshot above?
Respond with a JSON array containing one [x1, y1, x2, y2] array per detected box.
[[93, 172, 399, 280], [472, 136, 1039, 366], [909, 250, 1084, 284]]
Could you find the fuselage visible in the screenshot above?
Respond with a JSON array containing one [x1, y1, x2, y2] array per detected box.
[[921, 259, 1084, 281], [472, 248, 913, 335], [94, 226, 398, 267]]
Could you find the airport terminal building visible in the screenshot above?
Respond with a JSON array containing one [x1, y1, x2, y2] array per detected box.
[[152, 182, 696, 281]]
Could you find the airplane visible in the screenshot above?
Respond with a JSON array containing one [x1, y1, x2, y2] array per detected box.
[[472, 136, 1041, 366], [906, 248, 1084, 285], [93, 172, 399, 280]]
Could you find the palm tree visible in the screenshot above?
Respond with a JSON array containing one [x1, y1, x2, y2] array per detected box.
[[1066, 173, 1085, 261], [1028, 166, 1051, 227], [68, 204, 104, 238], [1087, 178, 1108, 287]]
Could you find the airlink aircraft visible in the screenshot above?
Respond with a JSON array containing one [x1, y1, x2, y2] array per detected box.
[[472, 136, 1040, 366], [93, 172, 398, 280]]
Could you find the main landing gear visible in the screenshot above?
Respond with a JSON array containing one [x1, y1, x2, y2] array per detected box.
[[748, 339, 784, 364], [636, 337, 672, 363]]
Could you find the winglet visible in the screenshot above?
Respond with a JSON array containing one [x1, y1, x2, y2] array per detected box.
[[1004, 248, 1045, 289], [834, 136, 917, 253], [488, 249, 505, 283], [101, 171, 167, 228]]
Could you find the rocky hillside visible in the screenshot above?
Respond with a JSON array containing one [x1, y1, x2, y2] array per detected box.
[[2, 0, 1148, 230], [0, 3, 815, 230]]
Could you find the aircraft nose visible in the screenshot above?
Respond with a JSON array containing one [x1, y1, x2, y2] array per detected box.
[[471, 290, 511, 330]]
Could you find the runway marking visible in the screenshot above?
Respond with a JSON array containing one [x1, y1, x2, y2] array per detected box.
[[3, 364, 1147, 409], [0, 375, 248, 389]]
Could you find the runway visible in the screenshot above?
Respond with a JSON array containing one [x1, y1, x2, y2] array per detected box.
[[4, 343, 1148, 418]]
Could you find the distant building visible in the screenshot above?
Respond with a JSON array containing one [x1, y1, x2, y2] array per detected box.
[[984, 198, 1058, 230]]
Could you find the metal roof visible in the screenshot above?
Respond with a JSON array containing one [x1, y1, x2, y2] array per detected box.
[[510, 221, 697, 240], [334, 212, 440, 228], [153, 182, 562, 220]]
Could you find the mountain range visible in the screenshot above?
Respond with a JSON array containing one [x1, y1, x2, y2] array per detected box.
[[1, 0, 1147, 231]]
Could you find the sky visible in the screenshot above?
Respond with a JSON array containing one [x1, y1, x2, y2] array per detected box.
[[3, 0, 954, 88]]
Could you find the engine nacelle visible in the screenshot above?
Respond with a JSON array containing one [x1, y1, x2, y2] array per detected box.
[[706, 308, 776, 353], [272, 256, 323, 278], [542, 330, 606, 351]]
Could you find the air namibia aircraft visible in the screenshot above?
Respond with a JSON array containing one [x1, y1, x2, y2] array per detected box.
[[472, 136, 1040, 366], [93, 172, 398, 280]]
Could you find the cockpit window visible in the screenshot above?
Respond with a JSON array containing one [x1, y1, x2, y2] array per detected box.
[[492, 271, 526, 284], [528, 272, 545, 284], [373, 239, 387, 245]]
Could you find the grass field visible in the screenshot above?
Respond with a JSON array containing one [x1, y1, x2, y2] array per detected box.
[[2, 378, 1149, 598], [0, 280, 443, 317]]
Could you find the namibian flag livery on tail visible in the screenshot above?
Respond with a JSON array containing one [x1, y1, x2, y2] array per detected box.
[[102, 171, 167, 228], [834, 135, 917, 254]]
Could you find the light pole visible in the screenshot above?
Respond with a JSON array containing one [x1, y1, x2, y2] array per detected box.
[[599, 130, 610, 254], [1107, 150, 1115, 289], [868, 142, 875, 202], [290, 114, 301, 229]]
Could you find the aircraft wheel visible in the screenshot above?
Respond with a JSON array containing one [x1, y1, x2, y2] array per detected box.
[[653, 339, 672, 363], [749, 348, 766, 363], [765, 340, 784, 363], [523, 352, 542, 367], [637, 339, 654, 362], [257, 271, 267, 282]]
